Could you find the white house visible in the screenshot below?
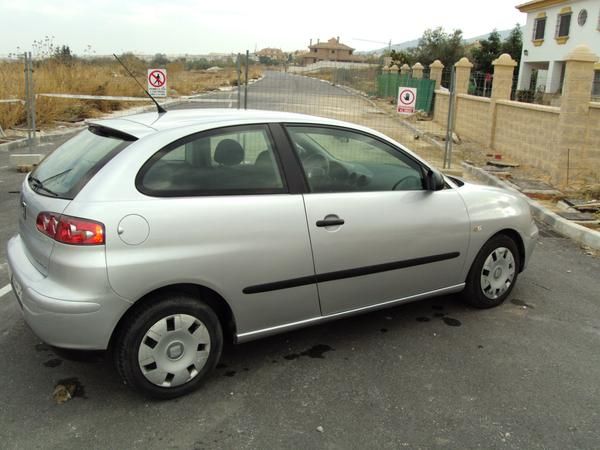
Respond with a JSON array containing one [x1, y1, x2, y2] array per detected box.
[[516, 0, 600, 96]]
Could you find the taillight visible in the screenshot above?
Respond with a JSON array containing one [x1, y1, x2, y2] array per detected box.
[[36, 212, 105, 245]]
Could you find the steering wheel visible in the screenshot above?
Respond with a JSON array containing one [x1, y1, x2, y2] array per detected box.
[[392, 175, 421, 191], [303, 153, 330, 180]]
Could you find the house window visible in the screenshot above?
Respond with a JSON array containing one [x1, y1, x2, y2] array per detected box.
[[533, 16, 546, 40], [577, 9, 587, 26], [556, 11, 572, 40], [593, 71, 600, 98]]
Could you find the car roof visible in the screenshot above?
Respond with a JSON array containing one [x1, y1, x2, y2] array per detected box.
[[89, 108, 356, 138]]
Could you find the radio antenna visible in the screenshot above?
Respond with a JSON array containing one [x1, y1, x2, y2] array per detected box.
[[113, 53, 166, 114]]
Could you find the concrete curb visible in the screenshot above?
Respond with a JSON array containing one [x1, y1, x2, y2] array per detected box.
[[462, 162, 600, 250]]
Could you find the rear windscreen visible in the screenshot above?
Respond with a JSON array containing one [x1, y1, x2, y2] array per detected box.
[[29, 126, 135, 199]]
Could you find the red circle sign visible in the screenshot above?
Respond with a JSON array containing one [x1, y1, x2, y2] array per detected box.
[[148, 70, 166, 88], [399, 89, 415, 105]]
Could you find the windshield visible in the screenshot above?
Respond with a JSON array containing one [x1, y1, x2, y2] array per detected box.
[[29, 126, 135, 199]]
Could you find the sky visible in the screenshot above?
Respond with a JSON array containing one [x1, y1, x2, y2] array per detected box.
[[0, 0, 525, 56]]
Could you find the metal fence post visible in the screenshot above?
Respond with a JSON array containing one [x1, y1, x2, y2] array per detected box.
[[236, 54, 241, 109], [23, 52, 36, 153], [244, 50, 249, 110], [443, 67, 456, 169], [29, 52, 36, 149]]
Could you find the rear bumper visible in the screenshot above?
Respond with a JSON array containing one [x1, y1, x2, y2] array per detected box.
[[7, 234, 131, 350]]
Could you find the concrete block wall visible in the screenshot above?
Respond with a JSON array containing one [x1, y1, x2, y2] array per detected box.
[[494, 102, 560, 175], [454, 95, 491, 143], [583, 105, 600, 181]]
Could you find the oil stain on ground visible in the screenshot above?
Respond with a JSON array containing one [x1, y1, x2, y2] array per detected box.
[[43, 358, 62, 368], [284, 344, 333, 360], [511, 298, 535, 309], [442, 317, 462, 327]]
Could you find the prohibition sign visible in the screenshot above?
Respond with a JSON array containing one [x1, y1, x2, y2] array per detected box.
[[398, 88, 415, 105], [148, 70, 166, 88]]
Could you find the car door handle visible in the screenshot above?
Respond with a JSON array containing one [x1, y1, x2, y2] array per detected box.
[[316, 218, 345, 227]]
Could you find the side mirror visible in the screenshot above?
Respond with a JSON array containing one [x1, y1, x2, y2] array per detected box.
[[426, 169, 445, 191]]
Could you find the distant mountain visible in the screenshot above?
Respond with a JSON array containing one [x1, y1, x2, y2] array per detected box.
[[358, 27, 521, 55]]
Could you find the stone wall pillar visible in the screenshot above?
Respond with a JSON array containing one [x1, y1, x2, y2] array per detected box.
[[454, 57, 473, 94], [491, 54, 517, 100], [429, 60, 444, 88], [400, 64, 410, 76], [412, 62, 424, 79], [487, 54, 517, 148], [555, 45, 598, 186]]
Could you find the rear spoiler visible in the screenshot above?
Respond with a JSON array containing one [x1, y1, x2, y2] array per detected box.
[[89, 124, 138, 142]]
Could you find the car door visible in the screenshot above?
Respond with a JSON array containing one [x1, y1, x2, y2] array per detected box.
[[106, 124, 320, 337], [285, 125, 470, 316]]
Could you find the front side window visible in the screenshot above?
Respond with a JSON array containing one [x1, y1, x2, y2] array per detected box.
[[286, 126, 425, 193], [138, 125, 285, 196]]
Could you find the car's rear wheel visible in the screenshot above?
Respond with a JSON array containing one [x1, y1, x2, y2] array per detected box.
[[464, 234, 520, 308], [114, 294, 222, 399]]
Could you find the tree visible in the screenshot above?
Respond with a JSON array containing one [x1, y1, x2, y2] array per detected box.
[[55, 45, 73, 62], [412, 27, 465, 67], [389, 49, 414, 67], [501, 24, 523, 66], [471, 30, 502, 74], [151, 53, 169, 67]]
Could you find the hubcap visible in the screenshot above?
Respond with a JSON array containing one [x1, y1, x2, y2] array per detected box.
[[138, 314, 211, 388], [480, 247, 516, 300]]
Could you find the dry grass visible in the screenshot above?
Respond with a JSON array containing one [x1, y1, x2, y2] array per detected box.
[[0, 59, 263, 131], [304, 68, 380, 96]]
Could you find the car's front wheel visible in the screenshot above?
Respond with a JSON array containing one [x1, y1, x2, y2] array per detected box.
[[114, 294, 223, 399], [464, 234, 520, 308]]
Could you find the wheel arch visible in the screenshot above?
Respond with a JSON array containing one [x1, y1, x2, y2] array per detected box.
[[494, 228, 526, 273], [109, 283, 238, 352]]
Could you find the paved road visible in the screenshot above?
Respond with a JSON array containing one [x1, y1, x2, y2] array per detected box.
[[1, 91, 600, 449]]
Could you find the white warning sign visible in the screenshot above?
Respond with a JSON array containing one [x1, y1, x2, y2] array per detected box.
[[147, 69, 167, 98], [397, 87, 417, 114]]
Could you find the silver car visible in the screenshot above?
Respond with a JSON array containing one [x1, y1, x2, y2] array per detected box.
[[7, 109, 538, 398]]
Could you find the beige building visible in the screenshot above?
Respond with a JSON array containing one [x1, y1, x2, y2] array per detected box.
[[302, 37, 363, 65]]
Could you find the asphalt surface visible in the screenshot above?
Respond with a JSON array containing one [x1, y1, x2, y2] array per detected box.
[[1, 78, 600, 449]]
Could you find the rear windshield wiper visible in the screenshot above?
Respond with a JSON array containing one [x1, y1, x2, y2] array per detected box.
[[29, 175, 59, 197]]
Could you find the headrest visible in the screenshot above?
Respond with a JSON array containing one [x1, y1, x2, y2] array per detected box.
[[214, 139, 244, 166]]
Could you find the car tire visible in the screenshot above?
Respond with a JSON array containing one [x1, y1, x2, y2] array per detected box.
[[463, 234, 520, 309], [114, 293, 223, 399]]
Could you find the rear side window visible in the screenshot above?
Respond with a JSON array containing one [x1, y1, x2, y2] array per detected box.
[[29, 126, 134, 199], [137, 125, 286, 196]]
